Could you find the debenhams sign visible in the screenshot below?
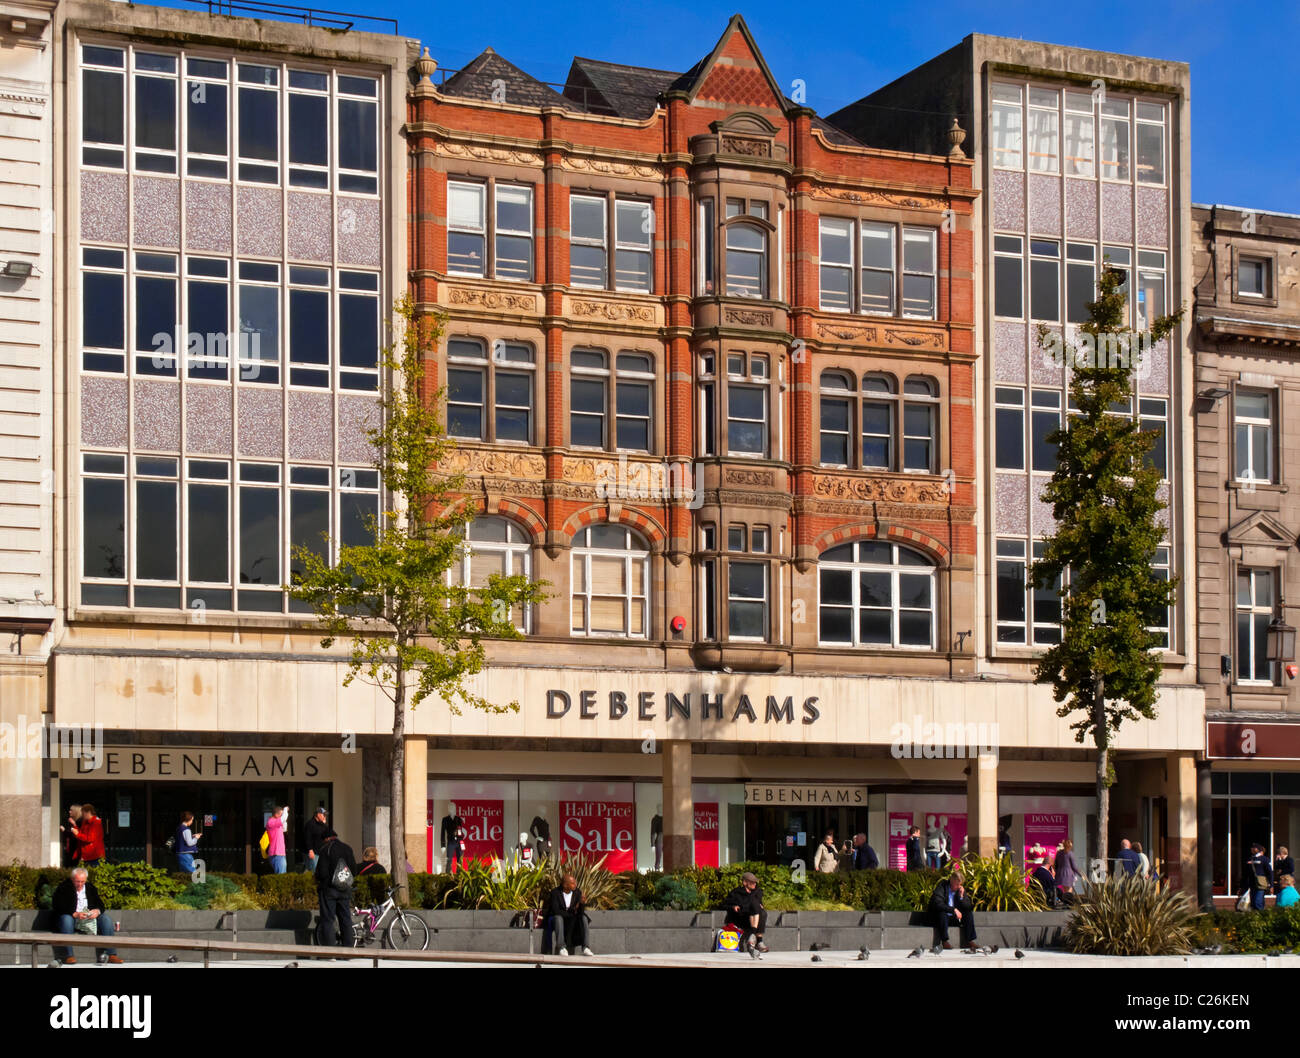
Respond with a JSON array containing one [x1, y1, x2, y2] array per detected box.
[[58, 748, 330, 782], [546, 688, 821, 725]]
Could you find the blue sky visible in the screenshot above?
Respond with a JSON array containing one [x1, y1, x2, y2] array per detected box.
[[167, 0, 1299, 212]]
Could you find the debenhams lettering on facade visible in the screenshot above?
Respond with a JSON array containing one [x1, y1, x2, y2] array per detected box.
[[68, 750, 322, 780], [546, 689, 821, 725]]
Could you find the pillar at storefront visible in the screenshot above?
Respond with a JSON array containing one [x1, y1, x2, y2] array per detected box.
[[403, 736, 427, 874], [0, 662, 48, 866], [1196, 758, 1213, 910], [966, 751, 998, 858], [662, 739, 693, 870], [1162, 751, 1197, 894]]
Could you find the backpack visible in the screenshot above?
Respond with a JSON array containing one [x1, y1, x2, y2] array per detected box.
[[330, 855, 354, 891]]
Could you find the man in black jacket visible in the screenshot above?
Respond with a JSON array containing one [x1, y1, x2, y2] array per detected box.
[[1029, 861, 1060, 908], [852, 833, 879, 870], [51, 868, 123, 964], [303, 805, 331, 875], [314, 831, 358, 949], [723, 871, 769, 952], [545, 874, 592, 956], [1239, 843, 1273, 911], [930, 869, 977, 950], [906, 826, 925, 872]]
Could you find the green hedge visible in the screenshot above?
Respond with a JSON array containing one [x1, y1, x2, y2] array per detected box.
[[1190, 908, 1300, 953]]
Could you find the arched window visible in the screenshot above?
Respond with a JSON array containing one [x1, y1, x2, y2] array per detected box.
[[450, 516, 532, 633], [819, 370, 854, 466], [571, 524, 649, 638], [903, 376, 939, 472], [861, 373, 896, 470], [725, 222, 767, 299], [819, 540, 936, 649]]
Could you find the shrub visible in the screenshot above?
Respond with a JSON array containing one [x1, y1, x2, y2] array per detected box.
[[176, 876, 242, 910], [117, 895, 188, 910], [1190, 908, 1300, 953], [1065, 874, 1197, 955], [538, 853, 628, 910], [256, 872, 319, 909], [955, 855, 1047, 912], [89, 862, 184, 906], [648, 876, 700, 910]]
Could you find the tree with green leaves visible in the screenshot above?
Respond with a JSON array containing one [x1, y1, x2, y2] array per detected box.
[[289, 297, 546, 899], [1031, 266, 1183, 880]]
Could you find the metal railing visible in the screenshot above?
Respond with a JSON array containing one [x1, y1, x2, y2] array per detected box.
[[184, 0, 397, 34], [1, 930, 679, 968]]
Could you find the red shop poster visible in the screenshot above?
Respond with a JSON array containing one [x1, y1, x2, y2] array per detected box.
[[560, 800, 635, 872], [1023, 812, 1069, 868], [888, 812, 913, 870], [694, 802, 719, 867], [459, 799, 505, 865]]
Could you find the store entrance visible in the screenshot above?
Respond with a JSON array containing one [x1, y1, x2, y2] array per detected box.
[[744, 806, 868, 866], [61, 781, 334, 873]]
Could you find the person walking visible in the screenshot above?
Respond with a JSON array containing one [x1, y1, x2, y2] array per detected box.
[[60, 805, 82, 868], [1275, 847, 1294, 894], [1238, 844, 1272, 911], [173, 811, 202, 875], [264, 805, 288, 874], [1132, 841, 1150, 879], [1053, 839, 1083, 900], [314, 830, 358, 950], [905, 826, 925, 872], [813, 830, 839, 873], [70, 803, 106, 866], [852, 833, 879, 870], [1114, 838, 1142, 877], [925, 816, 943, 869], [303, 805, 330, 875]]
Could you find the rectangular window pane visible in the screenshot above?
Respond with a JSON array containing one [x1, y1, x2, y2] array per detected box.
[[188, 481, 229, 582], [187, 81, 228, 164], [83, 477, 125, 579], [238, 87, 278, 162], [995, 406, 1024, 470], [289, 92, 328, 166], [239, 486, 280, 585], [289, 489, 329, 585], [994, 251, 1023, 318], [1030, 256, 1060, 321], [338, 97, 377, 173], [448, 368, 484, 439]]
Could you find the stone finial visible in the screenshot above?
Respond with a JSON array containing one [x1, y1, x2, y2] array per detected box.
[[947, 117, 967, 158], [415, 47, 437, 85]]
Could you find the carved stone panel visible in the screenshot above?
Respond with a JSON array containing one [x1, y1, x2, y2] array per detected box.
[[445, 287, 538, 313], [441, 448, 546, 478], [724, 307, 774, 327], [811, 474, 949, 504], [570, 299, 655, 323]]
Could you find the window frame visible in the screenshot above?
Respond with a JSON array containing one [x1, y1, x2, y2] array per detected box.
[[1234, 388, 1275, 486], [1235, 567, 1277, 686], [570, 525, 650, 639], [817, 539, 937, 650], [450, 516, 533, 634]]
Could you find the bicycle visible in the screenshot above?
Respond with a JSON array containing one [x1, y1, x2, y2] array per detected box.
[[351, 886, 430, 951]]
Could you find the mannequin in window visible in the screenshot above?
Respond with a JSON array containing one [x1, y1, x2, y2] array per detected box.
[[440, 802, 466, 873], [516, 832, 535, 869], [529, 809, 551, 862], [650, 806, 663, 871], [938, 815, 954, 868]]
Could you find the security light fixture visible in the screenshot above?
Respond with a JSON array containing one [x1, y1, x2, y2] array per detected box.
[[2, 260, 33, 279], [1200, 387, 1231, 403]]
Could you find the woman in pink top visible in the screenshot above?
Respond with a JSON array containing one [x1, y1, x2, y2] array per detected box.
[[265, 806, 288, 874]]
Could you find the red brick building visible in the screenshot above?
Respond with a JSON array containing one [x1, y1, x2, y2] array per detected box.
[[402, 17, 1031, 872]]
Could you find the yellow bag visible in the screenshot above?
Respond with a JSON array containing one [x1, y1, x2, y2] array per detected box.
[[258, 830, 270, 860]]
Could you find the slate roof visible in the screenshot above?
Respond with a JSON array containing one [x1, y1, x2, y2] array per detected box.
[[440, 48, 578, 110], [563, 57, 681, 119], [438, 40, 866, 149]]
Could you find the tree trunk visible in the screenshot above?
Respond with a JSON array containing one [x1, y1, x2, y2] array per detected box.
[[390, 653, 407, 903], [1094, 677, 1109, 882]]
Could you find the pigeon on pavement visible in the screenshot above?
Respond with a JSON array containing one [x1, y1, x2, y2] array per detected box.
[[811, 954, 822, 962], [907, 947, 924, 959], [1014, 949, 1025, 960], [856, 946, 869, 961]]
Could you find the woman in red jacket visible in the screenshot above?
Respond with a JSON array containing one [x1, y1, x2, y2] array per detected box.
[[71, 803, 106, 866]]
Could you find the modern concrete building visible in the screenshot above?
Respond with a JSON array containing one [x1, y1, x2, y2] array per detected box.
[[1192, 202, 1300, 900], [0, 0, 412, 870], [830, 36, 1203, 886], [0, 0, 58, 861]]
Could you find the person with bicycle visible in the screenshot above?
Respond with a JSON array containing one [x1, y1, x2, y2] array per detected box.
[[546, 873, 593, 957], [314, 830, 358, 951]]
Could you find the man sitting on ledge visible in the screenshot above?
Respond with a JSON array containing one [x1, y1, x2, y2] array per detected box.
[[546, 874, 593, 957], [52, 867, 123, 964], [929, 868, 977, 951]]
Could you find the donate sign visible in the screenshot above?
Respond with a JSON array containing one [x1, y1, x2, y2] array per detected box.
[[561, 801, 635, 872]]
